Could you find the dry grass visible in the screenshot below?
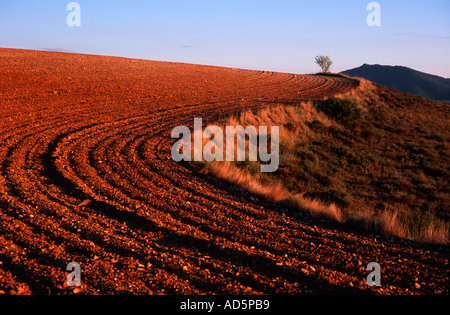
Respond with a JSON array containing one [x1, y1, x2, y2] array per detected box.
[[203, 100, 331, 200], [207, 159, 448, 243], [206, 161, 344, 222], [349, 206, 449, 244], [206, 162, 289, 203], [207, 158, 448, 244], [290, 193, 343, 222], [201, 78, 449, 245]]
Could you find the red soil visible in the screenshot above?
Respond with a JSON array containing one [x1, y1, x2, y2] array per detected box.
[[0, 48, 447, 295]]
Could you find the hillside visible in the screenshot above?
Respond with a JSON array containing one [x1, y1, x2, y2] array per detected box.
[[0, 48, 447, 295], [206, 81, 449, 244], [342, 64, 450, 103]]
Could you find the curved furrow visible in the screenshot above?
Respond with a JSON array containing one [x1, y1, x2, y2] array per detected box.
[[0, 115, 220, 293], [39, 118, 278, 294]]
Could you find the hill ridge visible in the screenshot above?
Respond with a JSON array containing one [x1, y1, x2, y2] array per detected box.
[[342, 64, 450, 102]]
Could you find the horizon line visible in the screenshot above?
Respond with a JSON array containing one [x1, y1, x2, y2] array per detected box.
[[1, 46, 449, 80]]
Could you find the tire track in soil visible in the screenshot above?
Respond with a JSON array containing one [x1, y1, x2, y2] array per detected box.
[[0, 48, 448, 295]]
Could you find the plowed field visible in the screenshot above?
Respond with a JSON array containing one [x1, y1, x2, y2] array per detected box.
[[0, 48, 447, 295]]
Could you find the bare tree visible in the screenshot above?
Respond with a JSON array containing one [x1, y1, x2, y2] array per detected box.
[[315, 55, 333, 73]]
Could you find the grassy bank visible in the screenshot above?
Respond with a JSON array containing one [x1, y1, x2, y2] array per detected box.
[[203, 79, 449, 244]]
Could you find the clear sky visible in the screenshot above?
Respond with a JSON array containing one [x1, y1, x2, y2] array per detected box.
[[1, 0, 449, 77]]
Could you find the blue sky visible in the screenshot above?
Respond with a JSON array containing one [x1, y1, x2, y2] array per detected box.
[[1, 0, 449, 77]]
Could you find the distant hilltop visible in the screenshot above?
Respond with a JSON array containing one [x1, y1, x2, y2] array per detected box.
[[342, 64, 450, 103]]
